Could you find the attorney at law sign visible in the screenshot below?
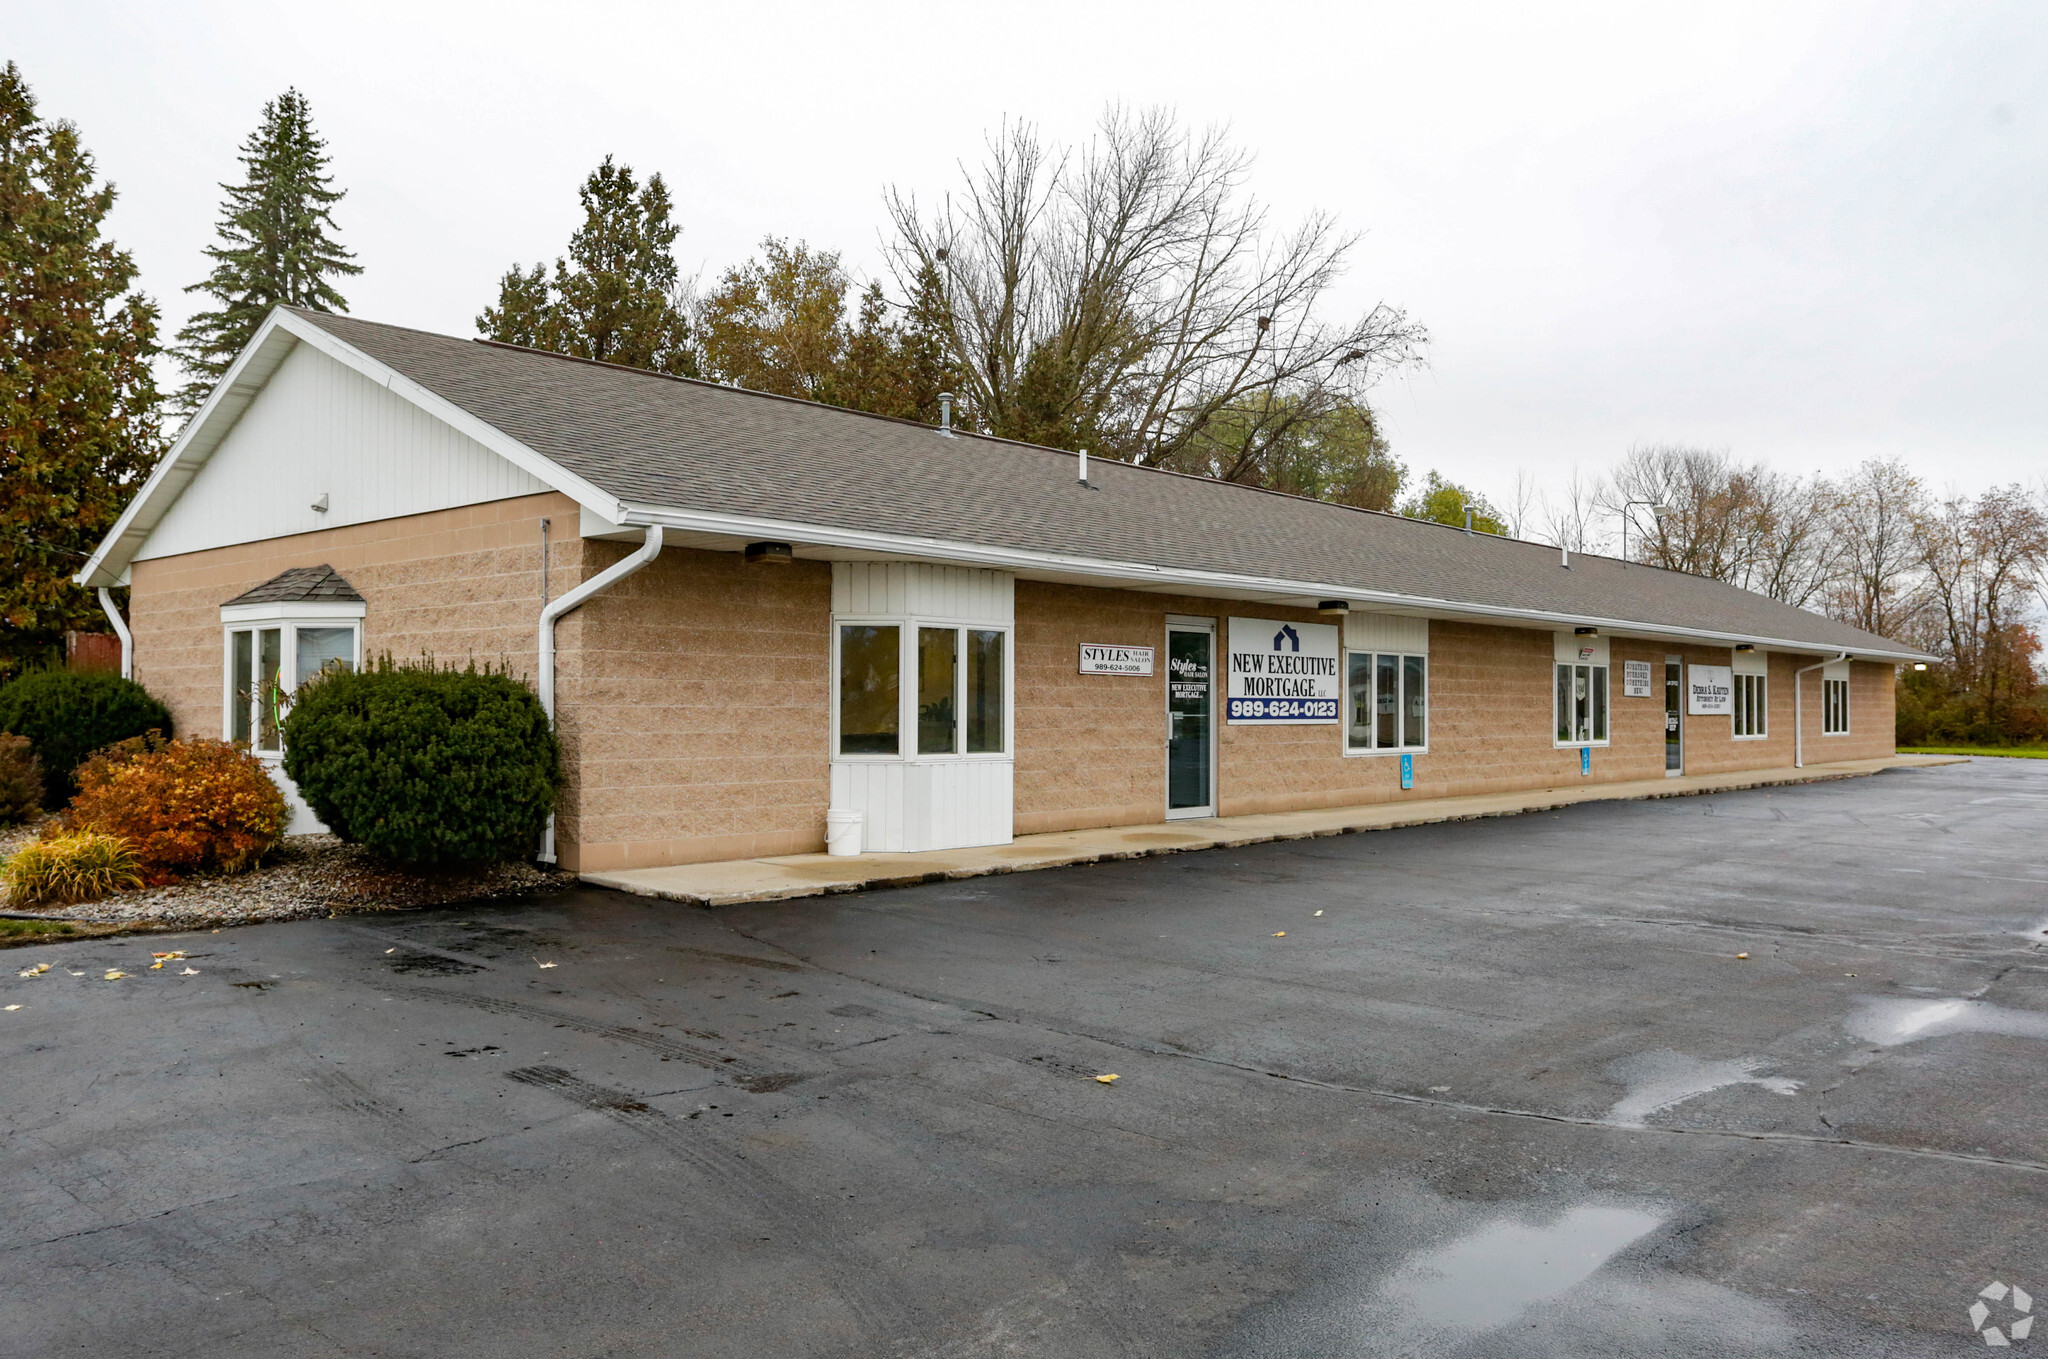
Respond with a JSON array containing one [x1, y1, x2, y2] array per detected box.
[[1227, 617, 1340, 723], [1688, 665, 1734, 715]]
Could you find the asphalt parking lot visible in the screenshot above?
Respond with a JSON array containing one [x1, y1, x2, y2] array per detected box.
[[5, 758, 2046, 1357]]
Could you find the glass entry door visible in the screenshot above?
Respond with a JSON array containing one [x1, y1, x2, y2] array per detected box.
[[1166, 625, 1215, 817], [1664, 655, 1683, 776]]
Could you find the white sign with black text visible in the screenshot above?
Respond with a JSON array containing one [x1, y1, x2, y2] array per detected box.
[[1079, 643, 1154, 676], [1623, 660, 1653, 698], [1226, 617, 1340, 723], [1688, 664, 1734, 716]]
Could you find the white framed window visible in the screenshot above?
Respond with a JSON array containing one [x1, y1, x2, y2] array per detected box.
[[1733, 673, 1768, 738], [1345, 651, 1427, 753], [221, 603, 364, 755], [834, 616, 1010, 761], [1554, 662, 1610, 745], [1823, 677, 1850, 735]]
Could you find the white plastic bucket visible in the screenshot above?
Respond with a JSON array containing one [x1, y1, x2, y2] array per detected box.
[[824, 810, 864, 857]]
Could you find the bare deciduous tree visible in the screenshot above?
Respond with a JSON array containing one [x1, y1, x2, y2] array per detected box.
[[884, 107, 1426, 486], [1827, 458, 1930, 638], [1914, 485, 2048, 732], [1604, 444, 1835, 603], [1540, 467, 1610, 555]]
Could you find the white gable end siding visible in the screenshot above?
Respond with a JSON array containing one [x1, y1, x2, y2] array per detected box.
[[137, 340, 547, 562]]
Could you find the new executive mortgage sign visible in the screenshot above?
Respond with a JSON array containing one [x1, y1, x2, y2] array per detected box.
[[1227, 617, 1341, 723]]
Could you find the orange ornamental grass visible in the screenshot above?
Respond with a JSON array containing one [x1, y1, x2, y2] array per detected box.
[[64, 735, 288, 883]]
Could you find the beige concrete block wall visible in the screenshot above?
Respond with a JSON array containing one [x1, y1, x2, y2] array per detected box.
[[130, 516, 1901, 870], [1014, 582, 1899, 833], [555, 544, 831, 873], [127, 492, 584, 742]]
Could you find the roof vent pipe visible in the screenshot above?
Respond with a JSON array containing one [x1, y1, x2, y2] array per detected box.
[[1078, 447, 1088, 485], [1560, 542, 1570, 569], [1464, 506, 1473, 535], [937, 392, 956, 437]]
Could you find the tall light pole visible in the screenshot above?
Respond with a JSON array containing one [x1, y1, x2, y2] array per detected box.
[[1622, 501, 1673, 569]]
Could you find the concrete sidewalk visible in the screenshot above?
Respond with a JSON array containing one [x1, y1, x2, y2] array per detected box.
[[580, 754, 1962, 908]]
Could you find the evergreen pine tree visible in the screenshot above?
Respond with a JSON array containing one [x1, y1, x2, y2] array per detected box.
[[478, 157, 695, 376], [0, 62, 163, 679], [176, 88, 358, 413]]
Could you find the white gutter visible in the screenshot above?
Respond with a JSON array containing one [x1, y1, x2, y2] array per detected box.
[[1793, 651, 1849, 769], [96, 587, 132, 680], [535, 525, 664, 863], [613, 503, 1935, 665]]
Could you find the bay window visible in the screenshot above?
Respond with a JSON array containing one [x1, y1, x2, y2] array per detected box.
[[222, 613, 362, 754]]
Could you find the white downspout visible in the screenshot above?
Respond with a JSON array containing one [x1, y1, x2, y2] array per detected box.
[[536, 525, 664, 863], [1794, 651, 1849, 769], [96, 587, 132, 680]]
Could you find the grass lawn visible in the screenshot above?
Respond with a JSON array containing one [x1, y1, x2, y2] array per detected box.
[[1900, 745, 2048, 759], [0, 916, 132, 947]]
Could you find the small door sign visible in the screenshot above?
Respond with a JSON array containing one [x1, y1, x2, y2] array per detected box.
[[1080, 643, 1153, 676], [1623, 660, 1653, 698]]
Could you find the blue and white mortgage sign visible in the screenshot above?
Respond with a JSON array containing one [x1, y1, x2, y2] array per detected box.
[[1226, 617, 1341, 723]]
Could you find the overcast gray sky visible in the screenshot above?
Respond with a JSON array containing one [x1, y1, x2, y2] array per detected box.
[[10, 0, 2045, 508]]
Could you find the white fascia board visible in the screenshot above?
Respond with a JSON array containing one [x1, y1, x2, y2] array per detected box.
[[76, 308, 626, 588], [75, 313, 301, 588], [221, 600, 368, 624], [616, 501, 1935, 664]]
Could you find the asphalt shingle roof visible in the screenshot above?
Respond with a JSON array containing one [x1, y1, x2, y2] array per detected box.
[[223, 564, 363, 607], [292, 310, 1922, 657]]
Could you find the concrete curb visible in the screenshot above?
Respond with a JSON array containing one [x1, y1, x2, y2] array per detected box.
[[580, 755, 1966, 909]]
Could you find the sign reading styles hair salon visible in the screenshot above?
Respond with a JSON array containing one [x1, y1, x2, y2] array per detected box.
[[1687, 664, 1734, 715], [1227, 617, 1340, 723], [1079, 643, 1154, 676]]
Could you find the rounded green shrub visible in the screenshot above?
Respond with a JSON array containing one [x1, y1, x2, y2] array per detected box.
[[282, 658, 559, 867], [0, 671, 172, 807]]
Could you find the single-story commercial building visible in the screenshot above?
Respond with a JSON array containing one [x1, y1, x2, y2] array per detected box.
[[78, 307, 1931, 872]]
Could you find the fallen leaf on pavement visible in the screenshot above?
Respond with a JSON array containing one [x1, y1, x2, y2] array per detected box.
[[537, 961, 558, 969], [1272, 931, 1286, 937], [1094, 1074, 1119, 1084], [4, 1004, 20, 1011], [103, 970, 126, 980], [180, 968, 199, 975]]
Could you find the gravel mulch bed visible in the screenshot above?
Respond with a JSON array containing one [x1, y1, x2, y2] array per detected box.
[[1, 827, 564, 935]]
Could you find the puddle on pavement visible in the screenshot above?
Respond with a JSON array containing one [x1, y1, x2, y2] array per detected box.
[[1211, 1195, 1821, 1357], [1847, 997, 2048, 1047], [1211, 1199, 1727, 1358], [1381, 1204, 1664, 1330], [1604, 1050, 1801, 1127]]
